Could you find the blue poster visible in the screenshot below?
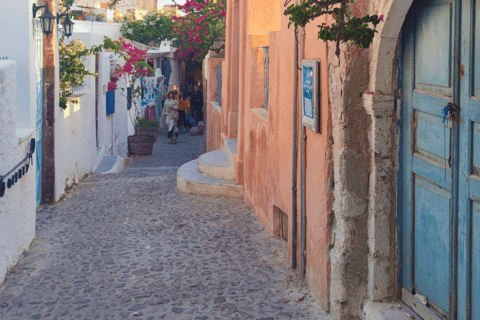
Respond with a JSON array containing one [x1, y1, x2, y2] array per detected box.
[[303, 66, 314, 119]]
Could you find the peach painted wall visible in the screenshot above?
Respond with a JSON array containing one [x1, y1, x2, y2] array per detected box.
[[206, 58, 224, 152], [236, 3, 333, 310]]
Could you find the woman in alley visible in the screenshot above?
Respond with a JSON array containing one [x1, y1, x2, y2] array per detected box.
[[163, 91, 180, 144]]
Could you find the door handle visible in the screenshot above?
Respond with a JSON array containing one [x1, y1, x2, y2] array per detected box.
[[442, 102, 460, 124]]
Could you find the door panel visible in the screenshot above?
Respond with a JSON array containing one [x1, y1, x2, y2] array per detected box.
[[401, 0, 455, 318], [414, 177, 452, 314], [34, 19, 42, 207], [458, 1, 480, 318], [415, 2, 454, 93], [471, 201, 480, 320], [403, 0, 480, 318]]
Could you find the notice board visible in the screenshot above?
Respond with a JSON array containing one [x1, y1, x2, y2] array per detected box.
[[302, 60, 321, 133]]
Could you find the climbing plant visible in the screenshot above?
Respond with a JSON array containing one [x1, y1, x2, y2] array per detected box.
[[283, 0, 383, 57], [59, 37, 122, 109], [108, 39, 154, 125], [172, 0, 226, 61], [120, 12, 174, 47]]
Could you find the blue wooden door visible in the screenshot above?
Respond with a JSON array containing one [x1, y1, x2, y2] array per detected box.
[[401, 0, 479, 319], [34, 19, 43, 207], [458, 1, 480, 318]]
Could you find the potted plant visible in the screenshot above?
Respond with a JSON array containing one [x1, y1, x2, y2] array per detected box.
[[107, 39, 155, 156], [135, 117, 159, 139], [85, 10, 97, 21], [97, 13, 107, 22]]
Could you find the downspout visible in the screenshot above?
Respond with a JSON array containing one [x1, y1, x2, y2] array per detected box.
[[291, 0, 299, 269], [299, 27, 306, 277]]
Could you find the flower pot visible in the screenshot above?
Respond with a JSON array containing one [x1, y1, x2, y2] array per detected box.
[[85, 15, 97, 21], [98, 17, 107, 22], [128, 135, 155, 156], [135, 126, 159, 141]]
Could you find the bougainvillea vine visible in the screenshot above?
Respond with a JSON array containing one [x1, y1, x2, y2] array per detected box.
[[172, 0, 226, 61]]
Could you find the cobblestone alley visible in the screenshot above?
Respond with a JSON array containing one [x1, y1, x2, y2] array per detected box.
[[0, 132, 331, 320]]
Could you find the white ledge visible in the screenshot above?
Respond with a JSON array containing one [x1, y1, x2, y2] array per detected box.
[[210, 100, 221, 113], [68, 90, 89, 98], [16, 128, 34, 144], [251, 108, 268, 120]]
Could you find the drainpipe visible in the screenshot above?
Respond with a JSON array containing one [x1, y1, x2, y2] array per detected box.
[[299, 27, 306, 277], [291, 0, 299, 270]]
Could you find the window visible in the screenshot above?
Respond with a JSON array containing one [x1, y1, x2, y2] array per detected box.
[[216, 64, 222, 106], [260, 46, 269, 110]]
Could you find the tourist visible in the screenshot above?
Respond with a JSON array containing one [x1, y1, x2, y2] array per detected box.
[[190, 85, 204, 123], [163, 91, 179, 143]]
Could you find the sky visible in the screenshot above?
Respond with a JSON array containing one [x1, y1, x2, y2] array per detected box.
[[157, 0, 187, 6]]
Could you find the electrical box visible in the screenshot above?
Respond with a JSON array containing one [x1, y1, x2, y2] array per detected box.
[[301, 59, 321, 133]]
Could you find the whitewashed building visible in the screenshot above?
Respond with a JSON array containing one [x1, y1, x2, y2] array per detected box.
[[0, 1, 40, 284]]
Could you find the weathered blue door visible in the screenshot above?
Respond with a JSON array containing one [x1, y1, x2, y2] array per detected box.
[[458, 1, 480, 318], [400, 0, 479, 319], [34, 19, 43, 207]]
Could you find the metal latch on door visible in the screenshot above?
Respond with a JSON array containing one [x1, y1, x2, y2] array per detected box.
[[442, 102, 460, 124], [441, 102, 460, 168]]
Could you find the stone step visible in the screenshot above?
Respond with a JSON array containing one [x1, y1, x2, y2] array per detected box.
[[94, 155, 124, 174], [224, 138, 237, 165], [177, 160, 244, 198], [197, 149, 235, 180]]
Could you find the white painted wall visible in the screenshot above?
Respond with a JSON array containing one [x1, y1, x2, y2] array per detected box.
[[71, 20, 123, 39], [0, 0, 37, 129], [0, 62, 36, 284], [0, 0, 40, 284], [54, 22, 129, 200]]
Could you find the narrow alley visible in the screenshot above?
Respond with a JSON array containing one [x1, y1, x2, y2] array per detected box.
[[0, 132, 330, 320]]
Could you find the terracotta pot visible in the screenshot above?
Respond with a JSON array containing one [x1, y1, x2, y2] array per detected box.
[[128, 135, 155, 156], [135, 126, 159, 141]]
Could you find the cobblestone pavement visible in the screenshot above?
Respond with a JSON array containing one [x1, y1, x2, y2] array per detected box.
[[0, 131, 331, 320]]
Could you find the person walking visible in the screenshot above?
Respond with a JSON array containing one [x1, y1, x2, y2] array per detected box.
[[163, 91, 180, 143], [177, 91, 191, 131], [190, 85, 204, 123]]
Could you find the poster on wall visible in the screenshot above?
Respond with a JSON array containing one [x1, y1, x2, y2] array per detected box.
[[302, 59, 321, 133]]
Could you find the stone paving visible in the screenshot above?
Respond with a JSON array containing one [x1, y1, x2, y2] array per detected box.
[[0, 130, 331, 320]]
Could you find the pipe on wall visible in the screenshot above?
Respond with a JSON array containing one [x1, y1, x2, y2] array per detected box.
[[291, 0, 299, 270], [299, 27, 306, 277]]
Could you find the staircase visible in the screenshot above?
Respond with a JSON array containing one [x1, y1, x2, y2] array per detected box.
[[177, 139, 244, 198]]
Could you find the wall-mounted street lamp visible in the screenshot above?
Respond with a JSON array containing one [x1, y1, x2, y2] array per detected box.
[[32, 3, 56, 36], [57, 12, 75, 38], [33, 3, 75, 38]]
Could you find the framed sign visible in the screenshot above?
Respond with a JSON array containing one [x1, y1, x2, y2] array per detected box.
[[302, 59, 321, 133]]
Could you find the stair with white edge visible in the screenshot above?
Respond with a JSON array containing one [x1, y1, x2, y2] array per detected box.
[[177, 159, 244, 198], [197, 149, 235, 180], [224, 138, 238, 165]]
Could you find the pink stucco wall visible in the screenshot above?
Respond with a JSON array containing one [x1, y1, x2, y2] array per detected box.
[[219, 1, 334, 310], [206, 58, 224, 152]]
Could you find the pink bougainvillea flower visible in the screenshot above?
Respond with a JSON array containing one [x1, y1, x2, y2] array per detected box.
[[379, 15, 384, 21]]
